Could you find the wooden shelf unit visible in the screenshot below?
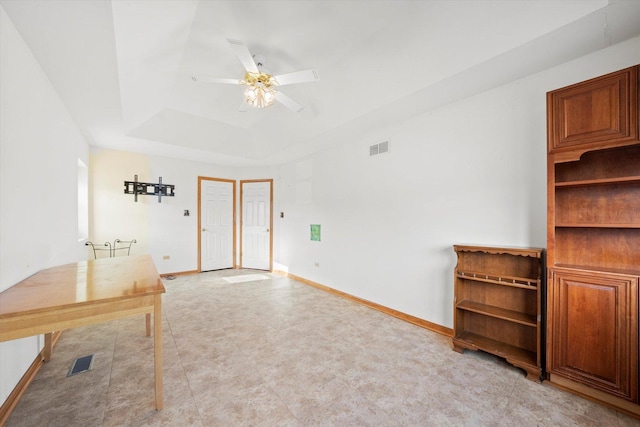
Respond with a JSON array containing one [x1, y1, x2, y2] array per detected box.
[[546, 65, 640, 415], [452, 245, 545, 382]]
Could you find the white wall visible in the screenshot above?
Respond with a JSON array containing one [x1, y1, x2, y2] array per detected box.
[[274, 35, 640, 329], [89, 150, 278, 274], [0, 6, 88, 405], [90, 149, 150, 257]]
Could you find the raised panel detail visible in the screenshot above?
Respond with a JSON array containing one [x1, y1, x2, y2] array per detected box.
[[547, 268, 638, 402], [548, 66, 637, 155]]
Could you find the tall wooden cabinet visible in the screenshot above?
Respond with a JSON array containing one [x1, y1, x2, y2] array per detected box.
[[546, 65, 640, 415], [452, 245, 545, 382]]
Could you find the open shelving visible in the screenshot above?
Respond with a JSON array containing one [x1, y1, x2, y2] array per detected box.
[[452, 245, 545, 382]]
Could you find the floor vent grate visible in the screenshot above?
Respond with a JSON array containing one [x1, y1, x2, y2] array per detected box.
[[67, 354, 94, 377]]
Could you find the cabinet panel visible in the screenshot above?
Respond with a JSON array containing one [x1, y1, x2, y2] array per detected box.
[[548, 66, 637, 155], [547, 268, 638, 402]]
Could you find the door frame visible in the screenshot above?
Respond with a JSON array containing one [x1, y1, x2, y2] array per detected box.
[[240, 179, 273, 271], [197, 176, 237, 272]]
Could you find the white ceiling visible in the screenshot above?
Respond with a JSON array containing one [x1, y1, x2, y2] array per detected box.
[[2, 0, 640, 166]]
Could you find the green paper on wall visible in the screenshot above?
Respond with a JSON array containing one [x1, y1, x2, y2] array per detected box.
[[310, 224, 321, 241]]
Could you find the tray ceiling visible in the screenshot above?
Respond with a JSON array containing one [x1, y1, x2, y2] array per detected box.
[[2, 0, 639, 166]]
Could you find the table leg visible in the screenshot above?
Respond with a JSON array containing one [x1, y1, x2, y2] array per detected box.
[[153, 295, 163, 410], [145, 313, 151, 337], [43, 332, 52, 362]]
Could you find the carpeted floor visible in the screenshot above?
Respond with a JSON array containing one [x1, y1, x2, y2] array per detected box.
[[5, 269, 638, 426]]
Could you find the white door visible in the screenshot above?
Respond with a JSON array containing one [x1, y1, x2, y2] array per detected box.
[[241, 180, 272, 270], [200, 178, 234, 271]]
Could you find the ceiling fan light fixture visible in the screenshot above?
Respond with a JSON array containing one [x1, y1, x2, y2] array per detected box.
[[193, 40, 316, 112], [243, 85, 277, 109], [243, 72, 277, 109]]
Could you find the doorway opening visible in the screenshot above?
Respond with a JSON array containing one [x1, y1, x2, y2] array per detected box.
[[198, 177, 236, 272], [240, 179, 273, 271]]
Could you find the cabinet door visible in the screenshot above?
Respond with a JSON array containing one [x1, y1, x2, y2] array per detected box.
[[547, 268, 638, 402], [548, 66, 637, 156]]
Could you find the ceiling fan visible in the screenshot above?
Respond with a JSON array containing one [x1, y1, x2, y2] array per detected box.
[[192, 39, 319, 113]]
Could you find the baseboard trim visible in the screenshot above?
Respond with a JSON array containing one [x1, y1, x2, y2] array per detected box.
[[0, 331, 62, 426], [276, 270, 453, 337], [161, 267, 244, 278], [549, 374, 640, 419], [160, 270, 198, 278]]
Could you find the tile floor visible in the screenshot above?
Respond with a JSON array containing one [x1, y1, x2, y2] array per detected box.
[[5, 270, 640, 426]]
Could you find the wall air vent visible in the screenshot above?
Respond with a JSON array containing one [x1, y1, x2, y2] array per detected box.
[[369, 141, 389, 157], [378, 140, 389, 154]]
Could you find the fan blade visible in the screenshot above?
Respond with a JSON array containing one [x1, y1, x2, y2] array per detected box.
[[272, 69, 319, 86], [192, 76, 242, 85], [226, 38, 259, 73], [275, 91, 304, 113]]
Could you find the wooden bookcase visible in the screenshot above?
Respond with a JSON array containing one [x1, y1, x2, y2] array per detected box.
[[546, 65, 640, 414], [452, 245, 545, 382]]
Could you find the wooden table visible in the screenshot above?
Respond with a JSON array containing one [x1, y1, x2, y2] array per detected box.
[[0, 254, 165, 410]]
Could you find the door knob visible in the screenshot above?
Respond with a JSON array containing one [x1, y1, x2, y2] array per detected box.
[[202, 228, 206, 232]]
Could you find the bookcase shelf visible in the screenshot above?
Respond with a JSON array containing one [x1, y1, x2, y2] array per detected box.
[[555, 223, 640, 229], [555, 175, 640, 187], [452, 245, 545, 382], [456, 300, 537, 327]]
